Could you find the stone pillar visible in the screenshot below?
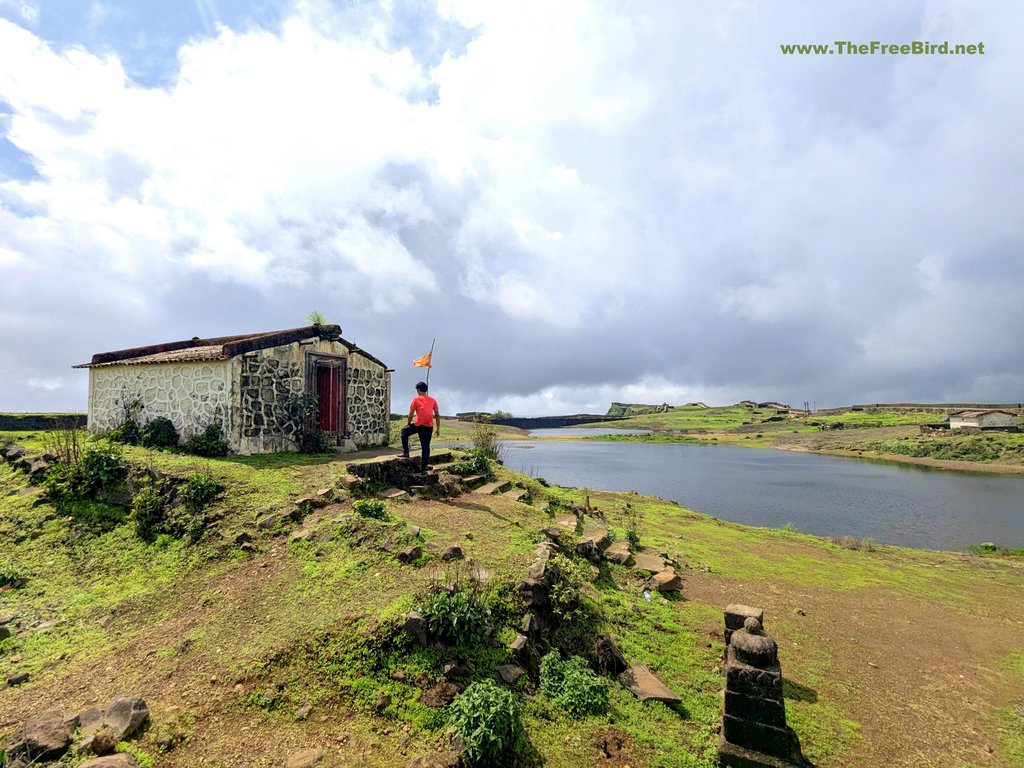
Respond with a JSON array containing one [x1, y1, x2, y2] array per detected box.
[[719, 617, 804, 768], [725, 604, 764, 647]]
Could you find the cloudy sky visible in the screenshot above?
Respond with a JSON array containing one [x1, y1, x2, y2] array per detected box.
[[1, 0, 1022, 416]]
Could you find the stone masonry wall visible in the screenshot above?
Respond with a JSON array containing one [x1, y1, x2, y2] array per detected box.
[[348, 354, 390, 447], [234, 347, 305, 454], [88, 362, 232, 439]]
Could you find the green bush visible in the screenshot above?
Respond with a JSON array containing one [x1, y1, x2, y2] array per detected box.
[[178, 471, 221, 514], [140, 417, 180, 448], [419, 588, 490, 646], [182, 424, 229, 457], [46, 445, 129, 506], [447, 680, 522, 766], [544, 554, 602, 656], [449, 451, 490, 477], [131, 484, 164, 542], [539, 652, 609, 717], [352, 498, 389, 520], [0, 565, 23, 589]]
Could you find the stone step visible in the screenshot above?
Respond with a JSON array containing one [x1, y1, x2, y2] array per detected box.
[[460, 474, 489, 490], [428, 451, 453, 465], [553, 515, 579, 531], [632, 547, 667, 573], [411, 472, 440, 486], [507, 490, 530, 503], [473, 480, 512, 495], [378, 487, 408, 500]]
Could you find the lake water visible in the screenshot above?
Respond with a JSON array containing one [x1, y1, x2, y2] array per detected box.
[[506, 440, 1024, 551], [527, 428, 653, 437]]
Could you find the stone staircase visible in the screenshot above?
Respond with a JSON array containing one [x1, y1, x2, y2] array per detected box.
[[345, 451, 524, 500]]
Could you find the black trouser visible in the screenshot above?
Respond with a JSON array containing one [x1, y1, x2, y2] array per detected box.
[[401, 424, 433, 471]]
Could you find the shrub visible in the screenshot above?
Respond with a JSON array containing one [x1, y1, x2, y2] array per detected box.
[[108, 392, 144, 444], [178, 471, 221, 514], [352, 498, 389, 520], [447, 680, 522, 766], [182, 424, 229, 457], [131, 484, 164, 542], [449, 451, 490, 477], [140, 417, 180, 448], [286, 391, 332, 454], [419, 588, 490, 646], [79, 445, 130, 496], [539, 652, 609, 717], [544, 554, 602, 656], [471, 423, 506, 463]]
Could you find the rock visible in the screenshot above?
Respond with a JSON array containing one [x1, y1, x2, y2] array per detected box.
[[79, 725, 118, 756], [9, 709, 72, 761], [7, 671, 28, 686], [293, 703, 313, 721], [495, 664, 526, 685], [521, 613, 539, 634], [0, 625, 11, 640], [374, 693, 392, 714], [409, 525, 421, 538], [102, 697, 150, 741], [78, 755, 140, 768], [396, 546, 422, 564], [234, 532, 254, 546], [3, 445, 26, 461], [518, 579, 548, 610], [509, 634, 528, 653], [420, 682, 461, 708], [617, 664, 682, 704], [256, 513, 280, 531], [603, 539, 632, 564], [27, 458, 51, 478], [285, 749, 324, 768], [378, 535, 395, 553], [594, 633, 629, 676], [407, 753, 460, 768], [724, 604, 765, 646], [404, 611, 427, 646], [648, 570, 683, 593], [440, 546, 463, 561], [632, 549, 666, 573]]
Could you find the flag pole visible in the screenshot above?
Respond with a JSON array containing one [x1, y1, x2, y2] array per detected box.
[[426, 338, 435, 387]]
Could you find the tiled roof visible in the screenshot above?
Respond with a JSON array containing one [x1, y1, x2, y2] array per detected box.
[[74, 325, 389, 370]]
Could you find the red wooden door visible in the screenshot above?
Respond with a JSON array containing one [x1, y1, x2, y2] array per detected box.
[[316, 365, 340, 432]]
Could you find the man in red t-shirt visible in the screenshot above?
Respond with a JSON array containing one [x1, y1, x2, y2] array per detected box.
[[400, 381, 441, 471]]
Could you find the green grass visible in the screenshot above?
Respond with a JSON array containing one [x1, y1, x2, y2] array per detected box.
[[861, 433, 1024, 463], [576, 405, 777, 431]]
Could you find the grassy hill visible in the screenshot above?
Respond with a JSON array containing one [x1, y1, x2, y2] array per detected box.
[[1, 431, 1022, 767]]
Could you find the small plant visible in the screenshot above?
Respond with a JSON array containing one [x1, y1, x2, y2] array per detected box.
[[624, 504, 641, 548], [178, 471, 221, 514], [108, 390, 145, 444], [352, 498, 389, 520], [449, 451, 490, 477], [419, 588, 490, 646], [41, 419, 84, 465], [140, 417, 180, 448], [471, 422, 506, 464], [131, 483, 164, 542], [539, 652, 609, 717], [447, 680, 522, 766], [544, 554, 602, 656], [0, 565, 24, 589], [182, 424, 229, 457]]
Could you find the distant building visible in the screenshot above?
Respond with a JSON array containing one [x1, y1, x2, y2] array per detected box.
[[948, 410, 1018, 430], [75, 324, 391, 454]]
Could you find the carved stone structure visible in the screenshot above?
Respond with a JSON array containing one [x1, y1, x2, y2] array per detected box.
[[76, 325, 391, 454], [719, 616, 804, 768]]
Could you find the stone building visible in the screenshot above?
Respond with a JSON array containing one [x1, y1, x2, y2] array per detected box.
[[948, 409, 1018, 430], [75, 325, 391, 454]]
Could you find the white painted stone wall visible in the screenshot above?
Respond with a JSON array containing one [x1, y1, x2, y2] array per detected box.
[[950, 412, 1018, 429], [88, 361, 232, 439]]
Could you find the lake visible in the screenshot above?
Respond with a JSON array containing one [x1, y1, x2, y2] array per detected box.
[[506, 440, 1024, 551]]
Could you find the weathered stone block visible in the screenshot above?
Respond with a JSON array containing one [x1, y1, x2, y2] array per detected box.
[[724, 690, 787, 728], [725, 653, 783, 699], [722, 715, 790, 758]]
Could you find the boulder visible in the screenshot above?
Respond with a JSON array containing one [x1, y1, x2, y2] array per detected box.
[[420, 682, 461, 708], [404, 611, 427, 647], [8, 709, 72, 762], [102, 697, 149, 741], [632, 550, 666, 573], [648, 570, 683, 593], [27, 458, 51, 478], [495, 664, 526, 685], [396, 546, 422, 564], [603, 539, 632, 565], [440, 546, 463, 561], [617, 664, 682, 704], [509, 634, 528, 654], [7, 671, 29, 686], [256, 513, 281, 531]]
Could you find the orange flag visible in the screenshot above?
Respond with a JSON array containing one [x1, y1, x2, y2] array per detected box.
[[412, 351, 432, 368]]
